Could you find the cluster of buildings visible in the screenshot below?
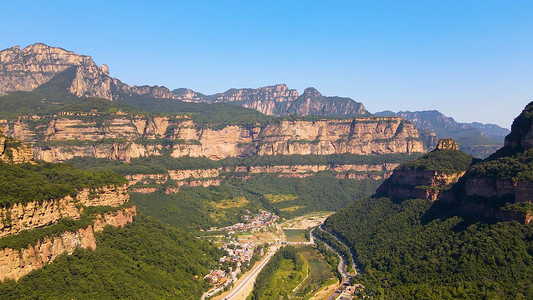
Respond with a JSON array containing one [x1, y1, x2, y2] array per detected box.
[[219, 241, 255, 264], [216, 211, 279, 234], [205, 269, 229, 287]]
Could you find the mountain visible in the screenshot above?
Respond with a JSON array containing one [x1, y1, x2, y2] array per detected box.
[[323, 102, 533, 298], [0, 135, 223, 298], [375, 110, 510, 158], [173, 84, 369, 117], [0, 43, 174, 100], [0, 44, 369, 118]]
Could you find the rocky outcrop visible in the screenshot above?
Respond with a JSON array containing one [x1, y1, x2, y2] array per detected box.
[[92, 206, 136, 232], [0, 131, 33, 163], [172, 84, 369, 117], [463, 178, 533, 203], [2, 114, 424, 162], [0, 206, 136, 282], [227, 163, 398, 175], [0, 43, 174, 100], [436, 138, 459, 150], [0, 226, 97, 282], [377, 170, 465, 201], [0, 185, 128, 237]]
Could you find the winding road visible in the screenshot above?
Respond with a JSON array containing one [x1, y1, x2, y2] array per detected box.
[[312, 226, 356, 300]]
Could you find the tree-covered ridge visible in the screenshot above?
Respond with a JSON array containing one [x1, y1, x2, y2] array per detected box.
[[468, 148, 533, 181], [325, 197, 533, 298], [397, 149, 476, 173], [503, 100, 533, 152], [0, 214, 225, 299], [66, 153, 420, 175], [0, 161, 127, 208]]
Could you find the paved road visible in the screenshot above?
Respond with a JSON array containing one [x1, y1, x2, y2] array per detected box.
[[226, 243, 280, 300], [312, 227, 355, 300]]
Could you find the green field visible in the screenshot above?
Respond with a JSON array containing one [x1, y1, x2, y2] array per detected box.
[[251, 245, 337, 300], [293, 245, 337, 298], [283, 229, 309, 243]]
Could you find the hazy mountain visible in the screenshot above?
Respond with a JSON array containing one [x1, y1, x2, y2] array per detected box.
[[375, 110, 510, 157]]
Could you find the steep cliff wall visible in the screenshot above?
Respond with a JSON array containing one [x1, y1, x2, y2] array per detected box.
[[376, 139, 471, 201], [377, 170, 465, 201], [0, 131, 33, 163], [0, 43, 174, 100], [2, 114, 424, 162], [0, 185, 128, 237], [0, 206, 136, 282]]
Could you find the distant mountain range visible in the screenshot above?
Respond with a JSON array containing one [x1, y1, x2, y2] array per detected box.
[[0, 43, 511, 157], [375, 110, 510, 157], [0, 43, 368, 117]]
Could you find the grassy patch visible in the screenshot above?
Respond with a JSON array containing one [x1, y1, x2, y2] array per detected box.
[[283, 229, 309, 243], [265, 194, 298, 203], [210, 196, 249, 209], [280, 206, 305, 212]]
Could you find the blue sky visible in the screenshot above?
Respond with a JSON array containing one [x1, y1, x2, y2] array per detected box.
[[2, 1, 533, 128]]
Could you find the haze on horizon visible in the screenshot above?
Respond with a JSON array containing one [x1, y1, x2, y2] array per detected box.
[[2, 0, 533, 128]]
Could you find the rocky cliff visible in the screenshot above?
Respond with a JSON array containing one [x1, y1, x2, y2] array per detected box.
[[0, 43, 174, 100], [173, 84, 369, 117], [0, 129, 33, 163], [0, 185, 128, 237], [0, 206, 136, 282], [1, 43, 369, 118], [455, 102, 533, 220], [2, 114, 424, 162], [376, 139, 472, 201]]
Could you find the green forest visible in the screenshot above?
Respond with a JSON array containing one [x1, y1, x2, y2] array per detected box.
[[0, 214, 225, 299], [397, 149, 476, 173], [325, 197, 533, 299], [0, 161, 126, 207]]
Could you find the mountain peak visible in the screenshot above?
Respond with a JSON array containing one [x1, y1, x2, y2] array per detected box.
[[303, 87, 322, 97]]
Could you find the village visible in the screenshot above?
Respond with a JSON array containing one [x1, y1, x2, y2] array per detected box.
[[202, 211, 280, 299]]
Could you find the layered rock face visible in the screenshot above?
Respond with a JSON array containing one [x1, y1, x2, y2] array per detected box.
[[0, 206, 136, 282], [375, 110, 508, 158], [376, 138, 469, 201], [377, 170, 465, 201], [0, 133, 33, 163], [459, 102, 533, 209], [126, 163, 399, 193], [0, 43, 174, 100], [0, 185, 128, 237], [2, 114, 424, 162]]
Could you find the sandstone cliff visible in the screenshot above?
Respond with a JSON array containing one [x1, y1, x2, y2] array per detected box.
[[126, 163, 399, 193], [0, 206, 136, 282], [376, 139, 470, 201], [0, 130, 33, 163], [2, 114, 424, 162], [0, 185, 129, 237], [0, 43, 174, 100]]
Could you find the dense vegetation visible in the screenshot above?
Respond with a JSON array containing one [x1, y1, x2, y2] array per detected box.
[[0, 214, 225, 299], [240, 173, 381, 218], [397, 149, 475, 173], [250, 245, 302, 300], [313, 227, 354, 273], [0, 161, 127, 208], [116, 94, 275, 126], [66, 153, 420, 175], [130, 185, 266, 229], [325, 197, 533, 298], [469, 148, 533, 181]]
